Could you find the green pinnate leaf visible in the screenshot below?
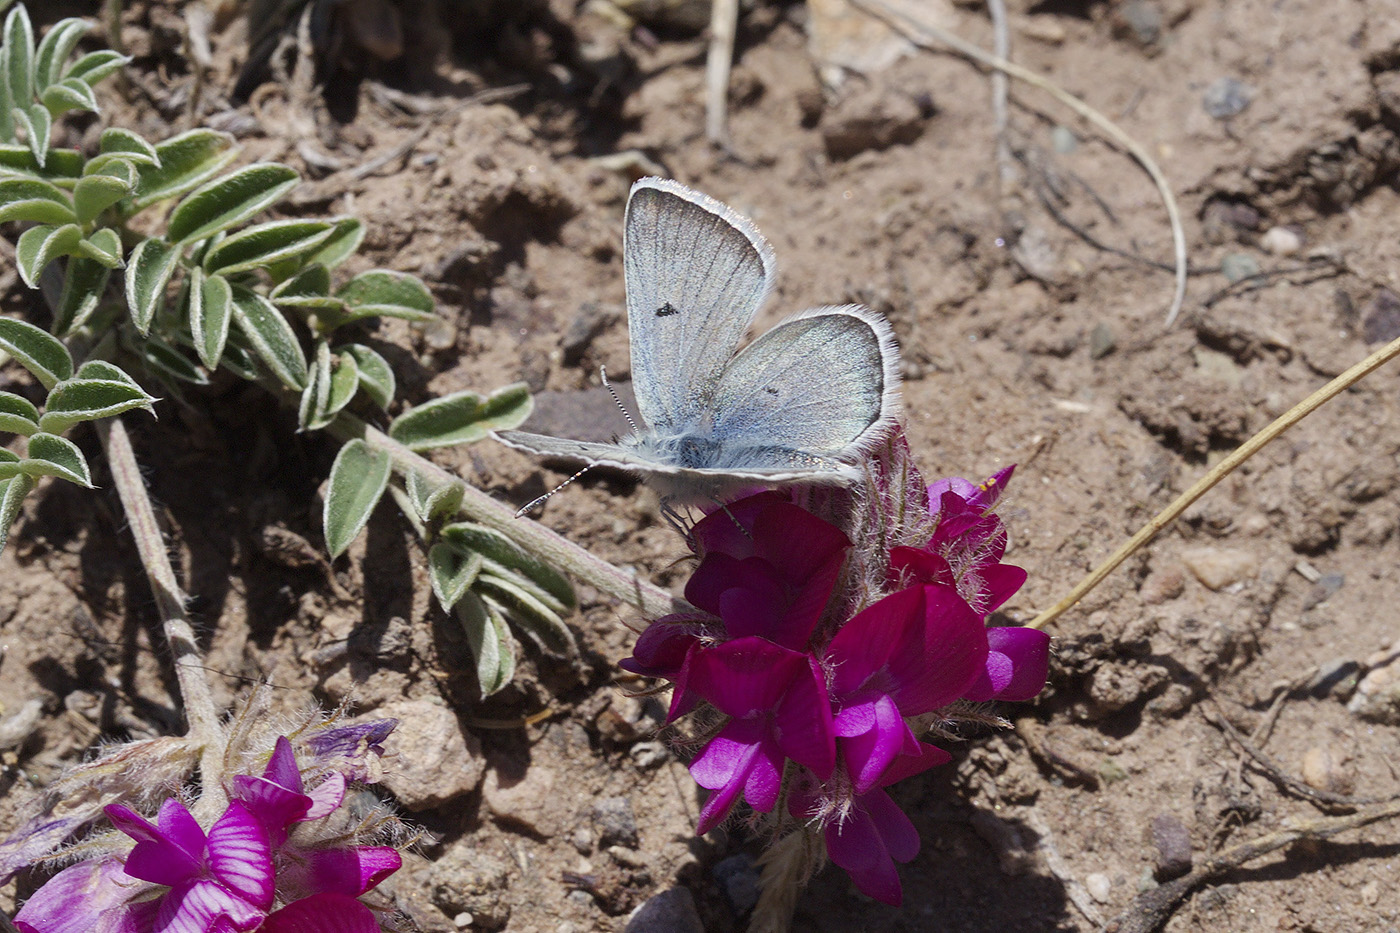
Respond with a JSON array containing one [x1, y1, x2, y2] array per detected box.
[[40, 77, 96, 116], [53, 255, 110, 335], [428, 541, 482, 612], [62, 49, 127, 87], [456, 591, 515, 698], [0, 447, 17, 478], [202, 219, 332, 275], [334, 270, 434, 322], [322, 349, 359, 422], [132, 129, 236, 210], [38, 372, 156, 434], [0, 317, 73, 389], [477, 574, 576, 657], [165, 163, 299, 245], [323, 438, 392, 558], [298, 341, 333, 431], [34, 18, 85, 91], [405, 469, 464, 524], [269, 263, 339, 310], [189, 269, 232, 369], [389, 383, 532, 452], [0, 473, 35, 554], [0, 390, 39, 434], [228, 282, 307, 388], [13, 103, 51, 168], [141, 334, 207, 386], [0, 143, 81, 182], [439, 521, 575, 610], [306, 217, 364, 269], [5, 5, 34, 108], [76, 227, 123, 268], [22, 432, 91, 486], [124, 237, 179, 334], [15, 222, 81, 287], [73, 171, 133, 223], [87, 128, 159, 174], [0, 52, 13, 142], [0, 177, 74, 223], [341, 344, 394, 409]]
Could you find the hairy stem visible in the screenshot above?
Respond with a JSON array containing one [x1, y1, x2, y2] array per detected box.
[[1028, 330, 1400, 631], [97, 418, 225, 805], [327, 412, 682, 619]]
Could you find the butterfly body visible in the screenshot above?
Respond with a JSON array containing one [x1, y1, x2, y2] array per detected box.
[[496, 178, 901, 503]]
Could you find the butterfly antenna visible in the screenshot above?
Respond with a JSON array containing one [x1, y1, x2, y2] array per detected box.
[[514, 463, 595, 518], [707, 497, 753, 540], [600, 366, 639, 435]]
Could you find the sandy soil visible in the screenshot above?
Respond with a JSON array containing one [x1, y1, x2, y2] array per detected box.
[[3, 0, 1400, 930]]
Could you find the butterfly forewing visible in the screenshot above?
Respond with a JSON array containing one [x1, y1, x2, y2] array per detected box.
[[624, 178, 775, 435], [708, 305, 900, 454]]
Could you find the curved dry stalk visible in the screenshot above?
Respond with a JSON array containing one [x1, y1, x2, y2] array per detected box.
[[327, 412, 683, 619], [850, 0, 1188, 327], [97, 418, 226, 808], [1027, 330, 1400, 631]]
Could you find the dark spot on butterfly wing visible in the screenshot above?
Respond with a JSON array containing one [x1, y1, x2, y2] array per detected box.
[[655, 302, 679, 317], [763, 386, 778, 396]]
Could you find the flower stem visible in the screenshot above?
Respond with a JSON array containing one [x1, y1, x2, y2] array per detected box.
[[325, 412, 682, 619], [97, 418, 226, 804], [1028, 331, 1400, 631]]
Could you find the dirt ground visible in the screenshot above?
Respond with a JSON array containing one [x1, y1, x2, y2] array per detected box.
[[3, 0, 1400, 930]]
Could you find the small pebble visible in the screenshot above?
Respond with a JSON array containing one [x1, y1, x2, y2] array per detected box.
[[1361, 880, 1381, 906], [1181, 547, 1257, 590], [1301, 573, 1344, 611], [1051, 125, 1078, 154], [624, 888, 704, 933], [591, 796, 640, 849], [1112, 0, 1163, 46], [1085, 872, 1113, 903], [1260, 225, 1303, 256], [1220, 253, 1260, 283], [712, 854, 761, 915], [1348, 656, 1400, 724], [1301, 745, 1350, 794], [1202, 77, 1254, 119], [630, 741, 670, 769], [453, 912, 473, 929], [1089, 322, 1116, 359], [1362, 289, 1400, 344], [1307, 658, 1361, 699], [1150, 813, 1193, 880]]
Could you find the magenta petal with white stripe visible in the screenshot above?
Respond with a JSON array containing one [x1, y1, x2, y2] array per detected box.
[[154, 879, 265, 933], [206, 802, 274, 910], [13, 859, 155, 933], [283, 846, 403, 897]]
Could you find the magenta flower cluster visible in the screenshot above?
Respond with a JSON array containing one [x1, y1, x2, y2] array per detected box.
[[14, 736, 400, 933], [621, 467, 1050, 905]]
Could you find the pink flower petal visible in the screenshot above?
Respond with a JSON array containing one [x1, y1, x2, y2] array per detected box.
[[690, 720, 766, 834], [106, 802, 204, 887], [686, 637, 806, 718], [283, 846, 402, 897], [260, 893, 381, 933], [155, 879, 265, 933], [13, 859, 155, 933], [231, 775, 311, 842], [838, 694, 913, 795], [303, 772, 347, 821], [878, 742, 952, 787], [962, 627, 1051, 703], [824, 800, 901, 906], [206, 802, 274, 910], [881, 584, 988, 715], [263, 737, 303, 792], [863, 788, 920, 863], [771, 656, 835, 779]]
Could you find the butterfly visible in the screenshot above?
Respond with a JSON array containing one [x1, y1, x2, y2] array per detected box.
[[495, 177, 901, 503]]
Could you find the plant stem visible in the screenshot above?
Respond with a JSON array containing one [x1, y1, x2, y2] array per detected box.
[[97, 417, 225, 805], [1027, 331, 1400, 631], [326, 412, 683, 619]]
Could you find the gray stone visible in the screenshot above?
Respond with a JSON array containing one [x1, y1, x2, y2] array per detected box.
[[1301, 573, 1344, 611], [561, 302, 620, 366], [821, 86, 928, 160], [1050, 125, 1078, 154], [1089, 323, 1117, 359], [1219, 253, 1259, 284], [1308, 657, 1360, 698], [591, 796, 639, 849], [429, 846, 512, 930], [1363, 289, 1400, 344], [624, 887, 703, 933], [376, 700, 484, 810], [1181, 546, 1257, 590], [1202, 77, 1253, 119], [712, 853, 761, 915], [1150, 813, 1192, 880]]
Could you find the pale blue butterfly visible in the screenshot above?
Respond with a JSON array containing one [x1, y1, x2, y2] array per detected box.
[[495, 177, 901, 503]]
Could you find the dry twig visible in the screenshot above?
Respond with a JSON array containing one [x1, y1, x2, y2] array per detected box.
[[1105, 798, 1400, 933], [849, 0, 1188, 327], [706, 0, 740, 147]]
